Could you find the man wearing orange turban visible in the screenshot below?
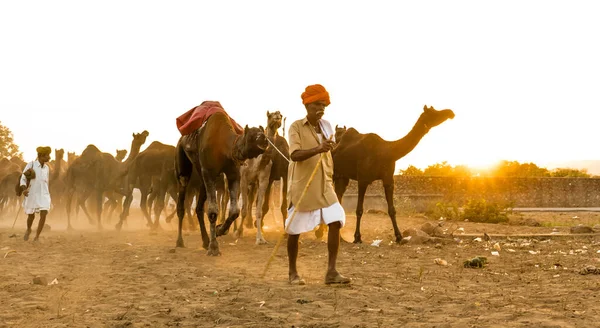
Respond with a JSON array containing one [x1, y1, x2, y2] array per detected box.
[[301, 84, 331, 106], [19, 146, 52, 241], [285, 84, 351, 285]]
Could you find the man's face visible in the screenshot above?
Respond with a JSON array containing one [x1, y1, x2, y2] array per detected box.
[[306, 100, 328, 121], [38, 153, 50, 165]]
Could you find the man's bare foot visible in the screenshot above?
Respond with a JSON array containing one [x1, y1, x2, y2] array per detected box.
[[325, 271, 351, 285], [23, 229, 31, 241], [289, 273, 306, 285]]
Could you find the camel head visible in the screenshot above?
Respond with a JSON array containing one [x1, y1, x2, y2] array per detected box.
[[266, 110, 283, 133], [334, 125, 347, 143], [132, 130, 150, 147], [239, 125, 269, 160], [67, 151, 78, 164], [115, 149, 128, 162], [55, 148, 65, 161], [419, 105, 455, 130]]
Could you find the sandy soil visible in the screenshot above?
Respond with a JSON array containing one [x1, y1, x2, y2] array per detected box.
[[1, 210, 600, 328]]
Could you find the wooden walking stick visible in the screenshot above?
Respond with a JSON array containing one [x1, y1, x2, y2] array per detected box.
[[262, 135, 333, 278]]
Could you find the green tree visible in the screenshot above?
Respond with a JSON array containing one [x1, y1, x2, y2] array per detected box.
[[490, 160, 550, 177], [0, 121, 22, 159], [550, 168, 591, 178], [399, 165, 424, 176], [423, 161, 454, 176]]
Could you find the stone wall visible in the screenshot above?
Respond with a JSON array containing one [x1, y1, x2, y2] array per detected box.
[[340, 176, 600, 212]]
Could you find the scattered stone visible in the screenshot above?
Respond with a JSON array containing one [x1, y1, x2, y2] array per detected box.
[[521, 218, 541, 227], [168, 249, 176, 253], [33, 276, 48, 285], [579, 265, 600, 275], [570, 225, 594, 234], [434, 258, 448, 266], [464, 256, 487, 268], [296, 299, 313, 304], [420, 222, 444, 237]]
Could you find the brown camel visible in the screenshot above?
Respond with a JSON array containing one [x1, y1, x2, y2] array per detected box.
[[334, 125, 347, 144], [48, 149, 68, 214], [65, 131, 149, 229], [116, 141, 176, 230], [332, 105, 455, 243], [175, 111, 268, 256], [115, 149, 128, 162], [238, 110, 289, 244]]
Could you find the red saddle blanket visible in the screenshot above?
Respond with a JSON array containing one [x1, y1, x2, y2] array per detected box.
[[176, 101, 244, 136]]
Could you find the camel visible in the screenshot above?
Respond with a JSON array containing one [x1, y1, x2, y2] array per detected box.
[[332, 105, 455, 243], [116, 141, 176, 230], [335, 125, 347, 144], [175, 111, 268, 256], [48, 149, 68, 214], [237, 110, 289, 244], [115, 149, 128, 162], [65, 131, 149, 229]]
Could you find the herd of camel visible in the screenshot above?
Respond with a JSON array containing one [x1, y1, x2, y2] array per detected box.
[[0, 104, 454, 255]]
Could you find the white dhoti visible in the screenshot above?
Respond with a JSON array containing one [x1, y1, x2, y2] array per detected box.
[[285, 201, 345, 235]]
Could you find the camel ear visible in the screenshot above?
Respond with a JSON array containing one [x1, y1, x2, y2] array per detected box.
[[132, 133, 135, 137], [244, 125, 249, 133], [423, 105, 428, 111], [344, 125, 346, 129], [266, 111, 270, 117], [335, 124, 338, 129], [259, 125, 265, 132]]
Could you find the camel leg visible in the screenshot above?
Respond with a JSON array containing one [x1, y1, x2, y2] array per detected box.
[[195, 188, 209, 250], [65, 188, 75, 231], [176, 177, 189, 248], [261, 180, 273, 228], [216, 168, 241, 237], [95, 189, 104, 230], [152, 185, 167, 231], [353, 182, 368, 244], [139, 188, 154, 228], [235, 170, 249, 238], [202, 170, 221, 256], [116, 187, 134, 231], [255, 170, 271, 245], [165, 188, 178, 223], [383, 181, 402, 243]]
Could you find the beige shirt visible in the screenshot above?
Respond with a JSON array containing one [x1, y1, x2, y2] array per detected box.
[[287, 117, 338, 212]]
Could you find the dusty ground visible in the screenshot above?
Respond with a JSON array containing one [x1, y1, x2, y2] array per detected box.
[[1, 210, 600, 328]]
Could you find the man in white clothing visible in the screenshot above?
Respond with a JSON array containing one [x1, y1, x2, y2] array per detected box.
[[19, 146, 52, 241], [286, 84, 351, 285]]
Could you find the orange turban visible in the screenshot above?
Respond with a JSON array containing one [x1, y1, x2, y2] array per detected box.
[[301, 84, 330, 106]]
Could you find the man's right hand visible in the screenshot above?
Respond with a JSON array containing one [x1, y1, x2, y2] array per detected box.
[[317, 139, 336, 153], [20, 185, 29, 197]]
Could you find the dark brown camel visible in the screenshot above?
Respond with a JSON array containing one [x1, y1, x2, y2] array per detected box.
[[332, 105, 455, 243], [238, 110, 289, 244], [65, 131, 148, 229], [334, 125, 347, 144], [175, 111, 268, 256]]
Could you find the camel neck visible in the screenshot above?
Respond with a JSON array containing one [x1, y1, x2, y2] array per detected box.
[[124, 142, 143, 164], [231, 134, 246, 164], [388, 121, 430, 161]]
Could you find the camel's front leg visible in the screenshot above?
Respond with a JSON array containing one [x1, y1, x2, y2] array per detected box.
[[254, 165, 272, 245], [353, 182, 368, 244], [383, 181, 402, 243], [203, 170, 221, 256], [217, 171, 241, 237]]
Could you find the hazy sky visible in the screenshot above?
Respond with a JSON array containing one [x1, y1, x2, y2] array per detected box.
[[1, 1, 598, 171]]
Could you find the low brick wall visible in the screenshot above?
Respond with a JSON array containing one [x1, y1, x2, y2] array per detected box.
[[339, 176, 600, 212]]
